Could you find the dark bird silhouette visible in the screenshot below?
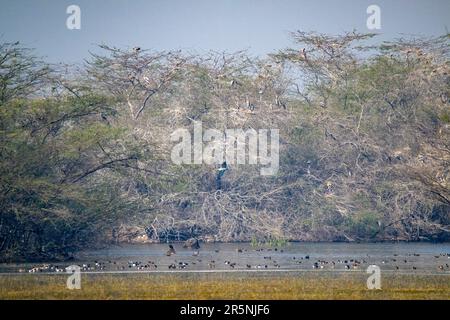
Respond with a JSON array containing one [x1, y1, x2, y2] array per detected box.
[[100, 113, 110, 125], [216, 161, 228, 190], [325, 128, 337, 141], [166, 244, 176, 256], [183, 238, 200, 250]]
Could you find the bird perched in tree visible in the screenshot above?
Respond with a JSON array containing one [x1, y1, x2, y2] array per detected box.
[[133, 47, 141, 53], [245, 96, 255, 111], [100, 113, 110, 125], [143, 75, 151, 84], [299, 48, 307, 61], [216, 161, 228, 190], [324, 128, 337, 141], [275, 95, 287, 109], [229, 79, 240, 87], [217, 161, 228, 177], [306, 160, 311, 175]]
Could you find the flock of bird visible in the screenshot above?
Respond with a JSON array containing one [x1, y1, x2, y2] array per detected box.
[[18, 242, 450, 274]]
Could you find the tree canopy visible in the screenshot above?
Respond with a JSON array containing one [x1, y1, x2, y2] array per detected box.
[[1, 32, 449, 261]]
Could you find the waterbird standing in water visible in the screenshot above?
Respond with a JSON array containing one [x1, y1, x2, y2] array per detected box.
[[183, 238, 200, 250], [166, 244, 176, 256]]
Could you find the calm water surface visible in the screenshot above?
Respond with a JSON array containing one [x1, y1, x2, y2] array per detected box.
[[1, 242, 449, 274]]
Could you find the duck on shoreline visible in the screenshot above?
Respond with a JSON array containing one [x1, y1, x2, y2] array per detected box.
[[166, 244, 176, 256], [183, 238, 200, 250]]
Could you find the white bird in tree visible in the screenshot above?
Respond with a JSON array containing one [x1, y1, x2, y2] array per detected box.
[[217, 161, 228, 175], [300, 48, 307, 61], [143, 75, 153, 86], [245, 96, 255, 111]]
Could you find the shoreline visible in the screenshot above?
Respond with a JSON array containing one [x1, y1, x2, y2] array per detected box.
[[2, 241, 450, 264]]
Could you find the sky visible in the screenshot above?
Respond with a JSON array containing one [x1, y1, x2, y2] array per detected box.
[[0, 0, 449, 63]]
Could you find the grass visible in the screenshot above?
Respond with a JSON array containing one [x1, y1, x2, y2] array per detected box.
[[250, 237, 289, 247], [0, 272, 449, 300]]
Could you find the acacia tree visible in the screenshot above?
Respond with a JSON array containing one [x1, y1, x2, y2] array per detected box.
[[0, 43, 143, 261], [86, 45, 187, 120], [83, 46, 296, 242], [1, 32, 448, 261], [275, 32, 449, 240], [82, 33, 449, 243]]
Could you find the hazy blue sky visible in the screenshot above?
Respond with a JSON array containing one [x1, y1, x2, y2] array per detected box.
[[0, 0, 449, 63]]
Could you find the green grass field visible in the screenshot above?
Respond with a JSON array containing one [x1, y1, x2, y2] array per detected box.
[[1, 272, 449, 300]]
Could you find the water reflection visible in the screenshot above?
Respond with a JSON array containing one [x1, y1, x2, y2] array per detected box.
[[1, 242, 449, 274]]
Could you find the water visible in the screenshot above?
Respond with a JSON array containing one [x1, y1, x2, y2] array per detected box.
[[1, 242, 450, 274]]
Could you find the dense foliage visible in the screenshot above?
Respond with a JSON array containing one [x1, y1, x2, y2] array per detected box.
[[1, 32, 449, 261]]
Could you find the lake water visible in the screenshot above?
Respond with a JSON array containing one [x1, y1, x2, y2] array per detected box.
[[1, 242, 450, 274]]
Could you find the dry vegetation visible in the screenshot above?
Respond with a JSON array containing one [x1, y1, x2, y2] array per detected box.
[[0, 272, 449, 300], [1, 31, 449, 261]]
